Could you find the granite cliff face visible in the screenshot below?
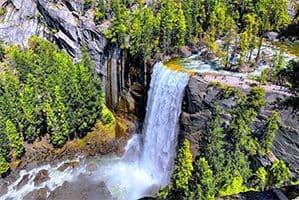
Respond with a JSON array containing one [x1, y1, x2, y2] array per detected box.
[[0, 0, 147, 116], [180, 75, 299, 179]]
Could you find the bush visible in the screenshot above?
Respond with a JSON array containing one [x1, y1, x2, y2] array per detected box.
[[0, 156, 9, 175], [0, 7, 6, 17], [101, 106, 115, 126]]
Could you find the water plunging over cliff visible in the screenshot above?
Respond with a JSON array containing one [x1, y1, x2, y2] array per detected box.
[[1, 62, 189, 200], [139, 62, 190, 185]]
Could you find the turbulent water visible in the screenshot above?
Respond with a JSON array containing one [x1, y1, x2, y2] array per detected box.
[[1, 62, 189, 200]]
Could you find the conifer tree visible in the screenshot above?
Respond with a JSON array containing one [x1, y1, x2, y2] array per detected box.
[[190, 157, 215, 200], [172, 139, 193, 197], [263, 111, 280, 153], [5, 120, 24, 158]]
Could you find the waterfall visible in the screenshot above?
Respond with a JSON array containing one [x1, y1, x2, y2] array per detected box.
[[140, 62, 189, 185], [124, 62, 189, 186]]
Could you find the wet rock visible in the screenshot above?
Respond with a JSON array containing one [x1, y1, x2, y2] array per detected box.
[[57, 161, 79, 172], [23, 187, 48, 200], [47, 180, 114, 200], [33, 169, 50, 186], [16, 174, 30, 190], [0, 181, 8, 196], [86, 163, 97, 172], [48, 181, 71, 200]]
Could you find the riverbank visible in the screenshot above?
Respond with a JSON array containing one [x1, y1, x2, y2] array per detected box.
[[0, 115, 137, 198]]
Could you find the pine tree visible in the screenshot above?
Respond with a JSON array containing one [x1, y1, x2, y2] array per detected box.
[[190, 157, 215, 200], [5, 120, 24, 158], [158, 0, 176, 52], [203, 104, 226, 187], [172, 139, 193, 197], [104, 0, 129, 48], [254, 167, 268, 190], [269, 160, 291, 187], [20, 73, 43, 142], [174, 2, 186, 48], [263, 111, 280, 153]]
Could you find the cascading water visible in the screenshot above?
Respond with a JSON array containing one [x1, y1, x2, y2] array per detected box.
[[139, 62, 190, 186], [1, 62, 189, 200]]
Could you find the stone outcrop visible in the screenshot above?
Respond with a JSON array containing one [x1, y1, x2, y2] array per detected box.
[[33, 169, 50, 186], [180, 75, 299, 178], [0, 0, 147, 116]]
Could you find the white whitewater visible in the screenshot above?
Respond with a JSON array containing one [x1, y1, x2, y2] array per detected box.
[[1, 62, 189, 200], [139, 62, 189, 185]]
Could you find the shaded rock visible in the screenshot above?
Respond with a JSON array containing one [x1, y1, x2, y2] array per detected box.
[[48, 181, 71, 200], [119, 94, 136, 114], [23, 187, 48, 200], [33, 169, 50, 186], [0, 180, 8, 196], [16, 174, 30, 190], [179, 46, 192, 58], [47, 179, 114, 200]]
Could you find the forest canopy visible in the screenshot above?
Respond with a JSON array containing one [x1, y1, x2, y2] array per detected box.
[[86, 0, 292, 68], [0, 37, 106, 175]]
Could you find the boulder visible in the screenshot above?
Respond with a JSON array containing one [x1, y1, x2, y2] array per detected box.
[[179, 46, 192, 58], [23, 187, 48, 200], [33, 169, 50, 186], [47, 181, 71, 200], [86, 163, 97, 172], [0, 180, 8, 196], [16, 174, 30, 190]]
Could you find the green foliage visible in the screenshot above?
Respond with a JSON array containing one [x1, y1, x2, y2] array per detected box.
[[219, 175, 247, 197], [203, 104, 226, 187], [254, 167, 268, 190], [99, 0, 291, 67], [104, 0, 129, 49], [0, 7, 6, 17], [172, 140, 193, 196], [209, 82, 240, 98], [262, 111, 280, 154], [269, 160, 291, 187], [164, 85, 290, 199], [191, 158, 216, 200], [0, 156, 9, 175], [245, 86, 266, 112], [0, 36, 104, 153], [130, 6, 158, 59], [101, 106, 116, 126], [5, 120, 24, 158]]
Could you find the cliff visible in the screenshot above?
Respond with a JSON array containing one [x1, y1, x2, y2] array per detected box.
[[180, 74, 299, 180]]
